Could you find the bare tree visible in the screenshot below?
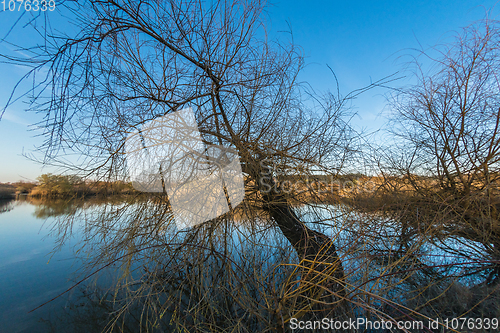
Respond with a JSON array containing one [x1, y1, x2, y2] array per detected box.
[[383, 18, 500, 281]]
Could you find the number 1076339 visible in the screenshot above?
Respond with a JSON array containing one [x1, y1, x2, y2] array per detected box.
[[2, 0, 55, 12]]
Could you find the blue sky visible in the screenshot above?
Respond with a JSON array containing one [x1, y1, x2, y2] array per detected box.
[[0, 0, 499, 182]]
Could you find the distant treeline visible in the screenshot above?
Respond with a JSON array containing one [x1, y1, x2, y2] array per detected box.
[[1, 174, 137, 199], [0, 183, 17, 199], [1, 172, 378, 200]]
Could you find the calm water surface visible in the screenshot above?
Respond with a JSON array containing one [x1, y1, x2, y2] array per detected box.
[[0, 198, 489, 332], [0, 200, 85, 333]]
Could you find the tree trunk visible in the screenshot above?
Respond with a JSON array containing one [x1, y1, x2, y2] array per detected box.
[[265, 192, 350, 323], [246, 157, 350, 325]]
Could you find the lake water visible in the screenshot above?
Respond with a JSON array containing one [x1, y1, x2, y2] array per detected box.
[[0, 198, 300, 332], [0, 200, 84, 332], [0, 198, 495, 332]]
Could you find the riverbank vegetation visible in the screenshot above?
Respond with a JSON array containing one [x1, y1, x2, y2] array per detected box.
[[0, 175, 135, 198], [0, 183, 16, 199], [2, 173, 367, 201]]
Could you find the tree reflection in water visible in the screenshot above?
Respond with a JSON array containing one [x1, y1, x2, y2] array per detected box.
[[29, 196, 500, 332], [38, 195, 300, 332], [0, 199, 14, 214]]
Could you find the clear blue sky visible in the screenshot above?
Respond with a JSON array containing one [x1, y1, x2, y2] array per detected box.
[[0, 0, 498, 182]]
